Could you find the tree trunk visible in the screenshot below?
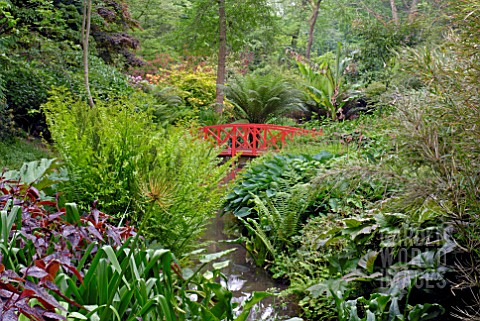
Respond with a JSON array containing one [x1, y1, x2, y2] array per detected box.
[[306, 0, 322, 60], [409, 0, 419, 22], [390, 0, 399, 26], [215, 0, 227, 114], [82, 0, 95, 108]]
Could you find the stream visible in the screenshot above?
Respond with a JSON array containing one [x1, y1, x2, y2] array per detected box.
[[201, 211, 298, 321]]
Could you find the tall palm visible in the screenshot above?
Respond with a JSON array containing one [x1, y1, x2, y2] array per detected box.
[[225, 74, 304, 123]]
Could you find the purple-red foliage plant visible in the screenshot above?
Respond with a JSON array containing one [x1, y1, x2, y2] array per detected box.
[[0, 174, 136, 320]]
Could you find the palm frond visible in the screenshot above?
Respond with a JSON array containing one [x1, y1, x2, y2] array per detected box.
[[225, 74, 305, 123]]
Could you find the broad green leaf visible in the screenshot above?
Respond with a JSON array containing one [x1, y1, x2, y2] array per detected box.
[[65, 203, 80, 224], [203, 270, 214, 280], [234, 291, 273, 321], [407, 303, 444, 321], [358, 251, 379, 274], [103, 246, 123, 274], [235, 207, 251, 218], [67, 312, 88, 320], [199, 249, 236, 264], [212, 260, 230, 270]]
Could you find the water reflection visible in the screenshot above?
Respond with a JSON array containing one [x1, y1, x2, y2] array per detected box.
[[201, 212, 298, 321]]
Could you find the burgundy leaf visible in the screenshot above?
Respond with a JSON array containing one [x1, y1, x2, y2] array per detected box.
[[43, 282, 87, 311], [24, 281, 62, 311], [0, 289, 17, 298], [20, 267, 48, 279], [0, 310, 19, 321], [15, 300, 43, 321], [44, 261, 61, 281], [43, 312, 66, 320], [91, 208, 101, 226], [0, 282, 21, 294], [46, 213, 63, 221], [64, 265, 84, 284], [26, 186, 40, 202], [87, 225, 104, 242], [1, 270, 23, 282], [37, 201, 57, 207], [18, 289, 36, 300]]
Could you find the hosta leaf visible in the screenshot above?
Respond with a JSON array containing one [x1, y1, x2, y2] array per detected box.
[[266, 189, 276, 197], [203, 270, 214, 280], [408, 303, 444, 321], [234, 207, 251, 218]]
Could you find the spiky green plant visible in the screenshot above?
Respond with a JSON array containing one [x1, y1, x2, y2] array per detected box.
[[225, 74, 304, 124], [240, 185, 312, 265], [298, 43, 358, 121]]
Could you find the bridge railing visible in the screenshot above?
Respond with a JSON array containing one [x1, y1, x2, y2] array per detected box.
[[201, 123, 322, 157]]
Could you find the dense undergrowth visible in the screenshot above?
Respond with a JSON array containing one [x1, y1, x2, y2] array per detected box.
[[0, 159, 269, 320], [1, 0, 478, 320], [222, 27, 479, 319]]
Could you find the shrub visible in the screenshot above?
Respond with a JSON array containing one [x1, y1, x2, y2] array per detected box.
[[43, 88, 230, 255], [43, 87, 156, 214], [146, 64, 218, 125], [137, 127, 230, 254], [0, 45, 134, 138], [393, 40, 480, 317], [0, 73, 16, 140]]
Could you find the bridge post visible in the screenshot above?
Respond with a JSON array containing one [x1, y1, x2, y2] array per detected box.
[[252, 127, 257, 156], [231, 126, 237, 157]]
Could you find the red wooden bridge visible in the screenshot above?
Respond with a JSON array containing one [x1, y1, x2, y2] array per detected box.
[[201, 124, 322, 157]]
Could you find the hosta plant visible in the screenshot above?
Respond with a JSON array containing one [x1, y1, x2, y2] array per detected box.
[[224, 151, 334, 218]]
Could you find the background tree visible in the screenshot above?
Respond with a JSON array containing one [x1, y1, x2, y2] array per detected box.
[[127, 0, 188, 60], [82, 0, 94, 108], [306, 0, 322, 60], [176, 0, 275, 111]]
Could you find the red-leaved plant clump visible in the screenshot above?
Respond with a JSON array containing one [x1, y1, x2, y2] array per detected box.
[[0, 174, 135, 320]]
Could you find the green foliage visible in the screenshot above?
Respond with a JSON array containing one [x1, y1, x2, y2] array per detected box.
[[0, 138, 53, 170], [43, 88, 229, 255], [0, 73, 16, 139], [309, 160, 400, 216], [225, 74, 304, 123], [0, 0, 17, 34], [224, 152, 334, 217], [147, 65, 218, 125], [43, 87, 155, 214], [334, 292, 444, 321], [0, 164, 267, 321], [272, 216, 340, 320], [298, 43, 359, 121], [178, 0, 276, 55], [138, 127, 230, 254], [3, 158, 67, 194], [2, 58, 60, 135], [239, 189, 311, 265], [391, 28, 480, 316], [1, 41, 134, 136]]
